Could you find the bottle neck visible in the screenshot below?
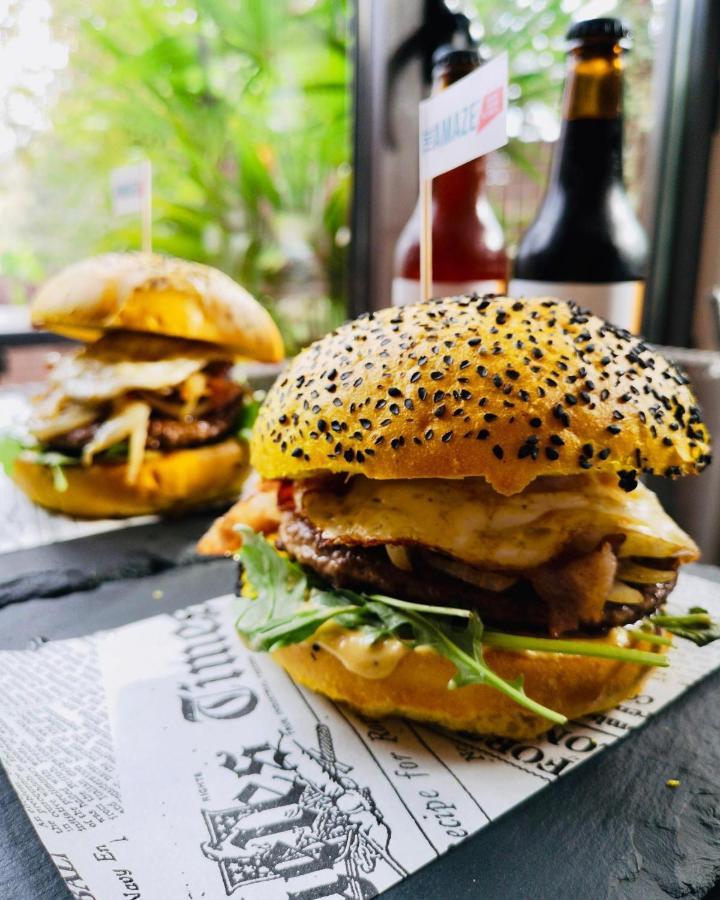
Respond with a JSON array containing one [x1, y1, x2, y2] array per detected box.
[[550, 42, 625, 190]]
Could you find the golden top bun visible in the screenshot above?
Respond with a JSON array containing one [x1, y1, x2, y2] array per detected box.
[[273, 628, 661, 739], [252, 295, 711, 495], [12, 438, 248, 518], [31, 253, 284, 363]]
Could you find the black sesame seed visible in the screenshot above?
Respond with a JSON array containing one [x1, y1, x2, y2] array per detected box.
[[441, 431, 453, 443], [477, 429, 490, 440], [418, 387, 428, 401], [662, 436, 673, 446], [493, 374, 503, 388], [468, 338, 481, 347], [404, 398, 414, 410], [550, 434, 565, 446], [492, 444, 504, 460], [607, 425, 622, 435], [597, 448, 611, 460], [579, 458, 593, 470], [484, 413, 497, 422], [477, 365, 488, 377], [506, 369, 520, 380], [545, 447, 560, 460], [425, 429, 434, 440], [389, 403, 400, 415], [434, 405, 446, 417], [410, 371, 421, 383], [388, 387, 402, 397], [291, 448, 303, 458], [564, 394, 577, 406], [430, 371, 443, 381], [582, 443, 594, 458], [359, 418, 371, 430], [529, 417, 542, 428], [433, 390, 445, 402]]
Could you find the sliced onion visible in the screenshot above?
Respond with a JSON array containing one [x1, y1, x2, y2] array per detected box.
[[616, 562, 677, 584], [385, 544, 413, 571], [29, 401, 99, 442], [606, 581, 645, 606], [82, 400, 151, 484], [423, 551, 518, 592]]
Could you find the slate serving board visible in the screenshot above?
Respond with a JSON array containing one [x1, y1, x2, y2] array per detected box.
[[1, 521, 719, 900]]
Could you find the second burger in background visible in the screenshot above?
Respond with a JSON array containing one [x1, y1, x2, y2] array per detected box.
[[10, 253, 283, 517]]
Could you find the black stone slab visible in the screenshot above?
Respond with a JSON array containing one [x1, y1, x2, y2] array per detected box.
[[0, 526, 719, 899]]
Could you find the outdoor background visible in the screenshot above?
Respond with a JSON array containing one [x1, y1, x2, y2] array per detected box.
[[0, 0, 661, 365]]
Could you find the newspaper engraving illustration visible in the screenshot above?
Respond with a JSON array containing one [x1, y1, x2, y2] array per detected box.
[[201, 727, 404, 897]]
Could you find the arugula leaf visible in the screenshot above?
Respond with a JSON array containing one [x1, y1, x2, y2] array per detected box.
[[235, 524, 308, 639], [0, 434, 24, 476], [650, 608, 720, 646]]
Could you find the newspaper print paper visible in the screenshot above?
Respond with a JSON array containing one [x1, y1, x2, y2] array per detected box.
[[0, 572, 719, 899]]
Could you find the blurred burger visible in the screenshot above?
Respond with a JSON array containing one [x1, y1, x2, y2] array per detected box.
[[204, 295, 713, 737], [10, 253, 283, 517]]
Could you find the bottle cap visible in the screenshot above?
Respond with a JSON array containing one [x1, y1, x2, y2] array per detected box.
[[566, 17, 630, 43], [431, 45, 481, 73]]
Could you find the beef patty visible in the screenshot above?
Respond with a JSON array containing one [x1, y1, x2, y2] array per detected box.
[[47, 394, 244, 455], [278, 512, 674, 637]]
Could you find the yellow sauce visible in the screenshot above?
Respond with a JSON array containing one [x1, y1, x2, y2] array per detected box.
[[312, 622, 410, 679]]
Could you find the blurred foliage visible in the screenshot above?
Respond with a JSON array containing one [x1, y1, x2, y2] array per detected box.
[[2, 0, 658, 342], [10, 0, 350, 350]]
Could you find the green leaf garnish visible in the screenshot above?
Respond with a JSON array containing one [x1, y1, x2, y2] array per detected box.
[[0, 434, 24, 476], [650, 608, 720, 646], [625, 627, 673, 647], [481, 631, 668, 667]]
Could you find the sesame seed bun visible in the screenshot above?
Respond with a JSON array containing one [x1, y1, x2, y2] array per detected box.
[[251, 295, 711, 495], [31, 253, 284, 363], [273, 629, 662, 739], [12, 438, 249, 518]]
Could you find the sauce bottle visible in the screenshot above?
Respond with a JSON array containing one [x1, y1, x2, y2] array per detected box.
[[392, 46, 508, 306]]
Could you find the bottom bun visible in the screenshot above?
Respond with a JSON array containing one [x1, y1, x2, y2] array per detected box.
[[273, 630, 661, 738], [12, 438, 249, 518]]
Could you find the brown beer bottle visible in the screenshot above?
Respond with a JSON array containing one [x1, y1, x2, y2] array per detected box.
[[392, 46, 508, 307], [509, 18, 648, 331]]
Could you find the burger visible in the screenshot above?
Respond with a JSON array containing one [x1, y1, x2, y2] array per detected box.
[[205, 295, 714, 737], [9, 252, 283, 518]]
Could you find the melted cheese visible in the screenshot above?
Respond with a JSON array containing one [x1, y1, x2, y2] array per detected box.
[[299, 474, 698, 569], [312, 622, 410, 679]]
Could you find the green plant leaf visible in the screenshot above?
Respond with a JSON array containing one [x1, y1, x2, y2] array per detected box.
[[650, 608, 720, 646], [0, 435, 24, 476]]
